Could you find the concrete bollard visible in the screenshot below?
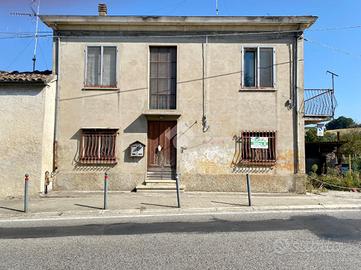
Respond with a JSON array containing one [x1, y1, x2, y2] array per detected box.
[[24, 174, 29, 213], [175, 173, 181, 208], [104, 172, 109, 210]]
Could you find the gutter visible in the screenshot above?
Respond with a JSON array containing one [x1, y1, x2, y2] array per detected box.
[[292, 32, 302, 174], [53, 36, 60, 172]]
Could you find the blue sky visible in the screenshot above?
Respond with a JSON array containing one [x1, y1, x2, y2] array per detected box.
[[1, 0, 360, 122]]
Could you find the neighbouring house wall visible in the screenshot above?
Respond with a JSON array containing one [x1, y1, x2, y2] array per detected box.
[[0, 81, 55, 199], [0, 85, 44, 198], [53, 33, 306, 193]]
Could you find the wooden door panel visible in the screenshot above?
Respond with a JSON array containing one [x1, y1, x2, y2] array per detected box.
[[147, 121, 159, 168], [147, 121, 176, 170]]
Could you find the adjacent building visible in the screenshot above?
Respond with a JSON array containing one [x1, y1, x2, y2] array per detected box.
[[0, 71, 56, 198]]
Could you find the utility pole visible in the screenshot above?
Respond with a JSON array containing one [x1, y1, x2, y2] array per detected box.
[[216, 0, 219, 16]]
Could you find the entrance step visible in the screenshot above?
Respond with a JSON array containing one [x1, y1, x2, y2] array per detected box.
[[136, 179, 185, 192], [146, 171, 176, 180]]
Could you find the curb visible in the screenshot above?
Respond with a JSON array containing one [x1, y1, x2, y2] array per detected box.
[[1, 204, 361, 222]]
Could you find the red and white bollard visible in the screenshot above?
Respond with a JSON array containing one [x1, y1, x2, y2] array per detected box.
[[24, 174, 29, 213], [104, 172, 109, 210]]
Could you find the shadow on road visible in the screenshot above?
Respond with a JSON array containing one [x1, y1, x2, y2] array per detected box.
[[141, 203, 177, 209], [1, 215, 361, 243], [211, 201, 246, 207], [74, 204, 103, 210], [0, 206, 24, 213]]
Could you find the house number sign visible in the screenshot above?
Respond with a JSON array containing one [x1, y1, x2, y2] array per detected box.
[[130, 141, 145, 157]]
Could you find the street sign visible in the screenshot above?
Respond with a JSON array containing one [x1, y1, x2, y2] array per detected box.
[[317, 124, 325, 137], [251, 137, 268, 149]]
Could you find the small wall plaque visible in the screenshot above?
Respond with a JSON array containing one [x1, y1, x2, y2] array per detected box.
[[130, 141, 145, 157]]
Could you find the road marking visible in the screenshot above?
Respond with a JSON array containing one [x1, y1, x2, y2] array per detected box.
[[0, 208, 360, 223]]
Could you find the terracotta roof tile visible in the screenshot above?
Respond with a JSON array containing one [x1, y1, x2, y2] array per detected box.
[[0, 70, 52, 84]]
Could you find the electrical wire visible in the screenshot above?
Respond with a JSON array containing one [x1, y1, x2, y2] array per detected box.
[[0, 23, 360, 37], [305, 38, 361, 59], [37, 39, 49, 70], [4, 38, 33, 70]]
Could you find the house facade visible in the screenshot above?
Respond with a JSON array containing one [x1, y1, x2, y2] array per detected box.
[[41, 9, 317, 193]]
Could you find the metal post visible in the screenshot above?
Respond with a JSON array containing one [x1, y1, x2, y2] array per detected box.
[[246, 174, 252, 207], [104, 172, 108, 210], [175, 173, 181, 208], [24, 174, 29, 213]]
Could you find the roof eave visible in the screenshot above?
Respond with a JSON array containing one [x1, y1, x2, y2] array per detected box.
[[40, 15, 318, 31]]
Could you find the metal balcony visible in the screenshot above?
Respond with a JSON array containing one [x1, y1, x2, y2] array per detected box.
[[304, 88, 337, 124]]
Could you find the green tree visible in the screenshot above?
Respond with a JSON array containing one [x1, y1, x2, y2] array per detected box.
[[326, 116, 356, 130], [340, 131, 361, 156]]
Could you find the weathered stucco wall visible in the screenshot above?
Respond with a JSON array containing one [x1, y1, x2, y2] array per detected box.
[[0, 81, 55, 199], [53, 32, 306, 193]]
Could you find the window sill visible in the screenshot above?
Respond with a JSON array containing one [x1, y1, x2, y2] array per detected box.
[[78, 160, 118, 165], [239, 88, 277, 92], [240, 161, 276, 166], [82, 86, 119, 91]]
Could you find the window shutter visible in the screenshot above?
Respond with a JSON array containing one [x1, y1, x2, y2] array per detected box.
[[257, 47, 260, 88], [273, 48, 276, 88], [86, 47, 101, 86], [259, 48, 274, 88], [84, 48, 86, 86], [240, 46, 244, 88], [102, 47, 117, 87]]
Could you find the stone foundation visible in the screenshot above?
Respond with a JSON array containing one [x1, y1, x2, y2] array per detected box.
[[54, 172, 306, 193]]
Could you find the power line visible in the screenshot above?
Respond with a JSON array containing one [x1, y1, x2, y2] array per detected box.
[[310, 25, 361, 32], [1, 26, 361, 61], [37, 39, 49, 70], [4, 39, 33, 70], [305, 38, 361, 59], [0, 23, 361, 38], [0, 23, 360, 34], [0, 29, 306, 40]]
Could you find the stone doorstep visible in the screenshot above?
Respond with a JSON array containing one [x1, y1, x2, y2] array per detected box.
[[136, 179, 185, 192]]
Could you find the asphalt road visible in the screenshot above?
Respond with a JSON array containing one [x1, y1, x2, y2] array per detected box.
[[0, 210, 360, 269]]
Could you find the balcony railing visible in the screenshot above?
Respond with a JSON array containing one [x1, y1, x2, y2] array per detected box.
[[304, 88, 337, 123]]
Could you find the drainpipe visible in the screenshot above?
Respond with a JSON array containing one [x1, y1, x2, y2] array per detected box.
[[53, 35, 60, 172], [292, 32, 301, 174], [202, 35, 209, 132]]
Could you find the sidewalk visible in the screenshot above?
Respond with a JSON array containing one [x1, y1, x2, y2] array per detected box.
[[1, 191, 361, 220]]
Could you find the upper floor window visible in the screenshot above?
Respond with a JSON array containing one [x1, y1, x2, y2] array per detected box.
[[149, 46, 177, 110], [86, 46, 117, 87], [242, 47, 275, 88]]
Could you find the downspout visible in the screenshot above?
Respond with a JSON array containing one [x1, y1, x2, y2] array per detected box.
[[292, 32, 301, 174], [52, 35, 60, 172], [202, 35, 209, 132]]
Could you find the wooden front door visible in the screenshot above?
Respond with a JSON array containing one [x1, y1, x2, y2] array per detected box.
[[147, 121, 177, 173]]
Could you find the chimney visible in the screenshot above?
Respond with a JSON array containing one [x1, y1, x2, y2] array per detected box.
[[98, 3, 107, 16]]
